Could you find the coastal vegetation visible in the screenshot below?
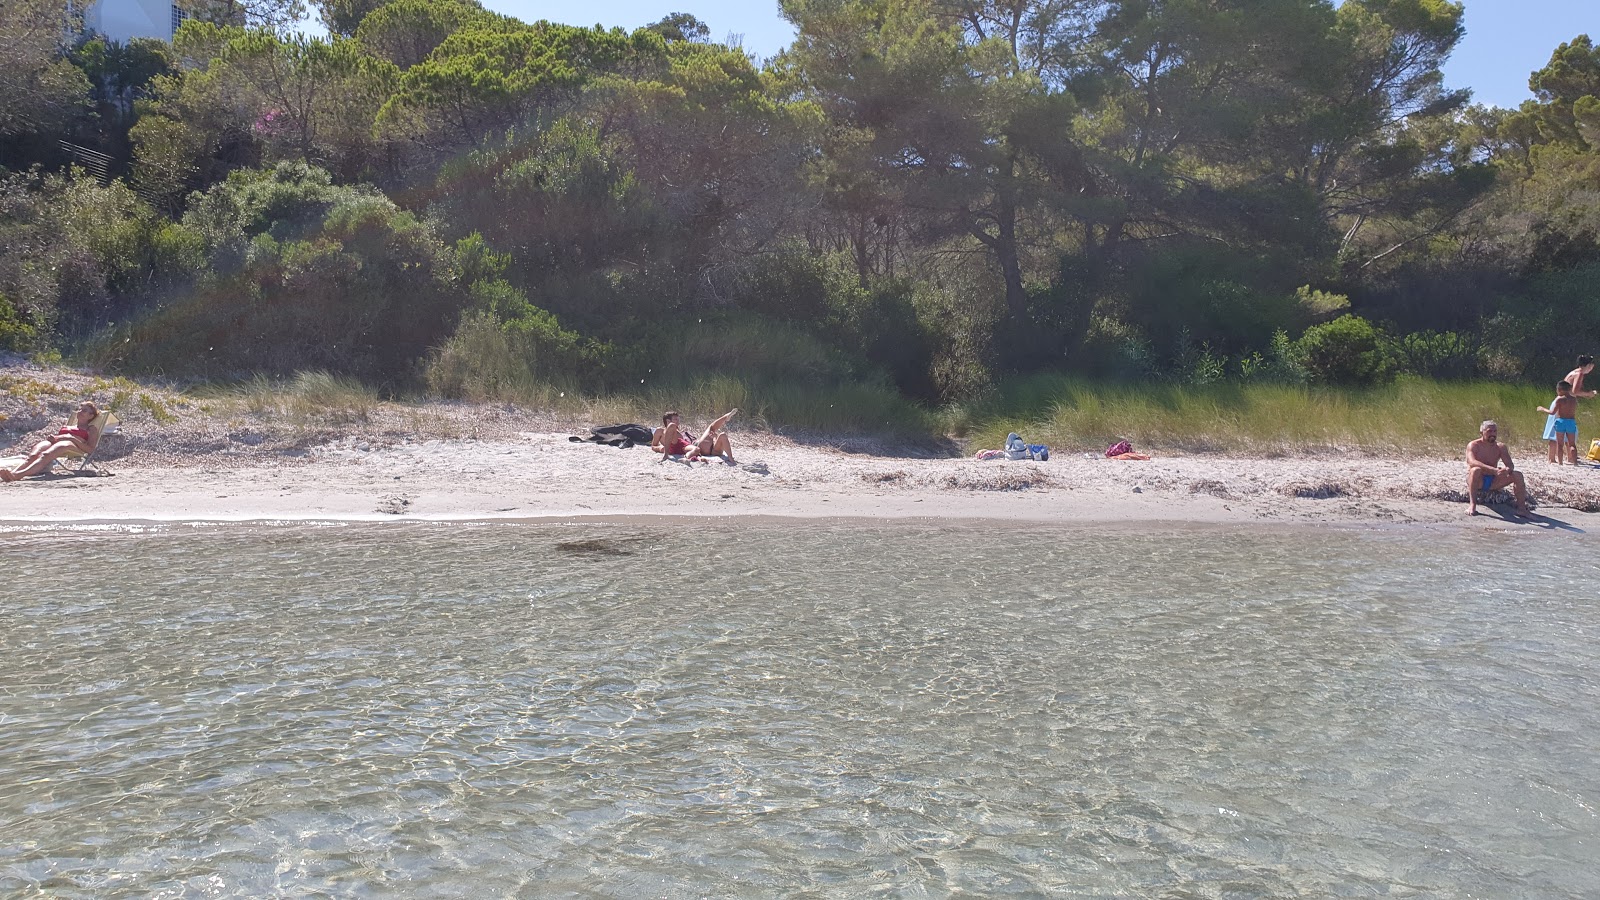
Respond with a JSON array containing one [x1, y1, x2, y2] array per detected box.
[[3, 0, 1599, 449]]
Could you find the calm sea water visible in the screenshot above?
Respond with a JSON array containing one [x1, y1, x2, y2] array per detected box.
[[1, 521, 1598, 898]]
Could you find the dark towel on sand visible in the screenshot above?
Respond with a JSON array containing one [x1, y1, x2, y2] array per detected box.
[[569, 423, 655, 448]]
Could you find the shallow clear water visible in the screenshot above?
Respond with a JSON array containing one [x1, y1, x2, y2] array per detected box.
[[2, 522, 1598, 898]]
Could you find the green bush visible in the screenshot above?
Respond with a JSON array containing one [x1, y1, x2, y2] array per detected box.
[[826, 277, 937, 400], [737, 250, 850, 325], [1076, 316, 1152, 380], [430, 122, 669, 327], [425, 310, 590, 401], [0, 169, 190, 342], [651, 314, 859, 387], [1119, 244, 1305, 356], [916, 262, 1002, 402], [0, 292, 38, 352], [1238, 330, 1308, 383], [1294, 315, 1397, 386], [1394, 330, 1483, 379], [1493, 262, 1600, 380], [94, 177, 473, 384], [182, 162, 378, 270]]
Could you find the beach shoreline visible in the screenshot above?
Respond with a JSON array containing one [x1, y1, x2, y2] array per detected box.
[[6, 360, 1600, 533], [4, 429, 1598, 533]]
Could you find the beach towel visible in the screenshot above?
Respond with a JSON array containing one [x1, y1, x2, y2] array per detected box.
[[569, 423, 655, 448], [974, 448, 1007, 461]]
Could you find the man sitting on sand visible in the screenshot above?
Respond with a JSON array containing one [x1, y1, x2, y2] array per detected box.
[[1465, 420, 1530, 516], [653, 408, 738, 464]]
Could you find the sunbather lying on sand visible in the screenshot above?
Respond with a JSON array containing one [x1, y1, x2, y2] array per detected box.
[[653, 408, 738, 463]]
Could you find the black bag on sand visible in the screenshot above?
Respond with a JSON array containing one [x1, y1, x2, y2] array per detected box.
[[569, 423, 656, 448]]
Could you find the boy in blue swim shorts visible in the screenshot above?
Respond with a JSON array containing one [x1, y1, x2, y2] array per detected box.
[[1547, 355, 1598, 462], [1538, 381, 1579, 465]]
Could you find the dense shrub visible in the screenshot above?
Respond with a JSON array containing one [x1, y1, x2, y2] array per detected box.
[[0, 169, 194, 342], [182, 162, 378, 270], [95, 178, 472, 383], [425, 310, 589, 401], [1294, 315, 1397, 386], [1393, 330, 1483, 379], [1237, 330, 1308, 383], [1118, 245, 1306, 356], [736, 250, 849, 325], [729, 252, 939, 398], [0, 292, 38, 351], [913, 261, 1003, 402], [648, 314, 858, 387], [1496, 262, 1600, 380], [826, 277, 937, 400], [1076, 316, 1153, 380], [430, 122, 671, 328]]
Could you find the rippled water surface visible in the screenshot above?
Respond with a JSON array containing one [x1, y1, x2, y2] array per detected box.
[[2, 522, 1599, 897]]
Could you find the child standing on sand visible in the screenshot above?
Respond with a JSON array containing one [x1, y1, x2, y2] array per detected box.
[[1545, 355, 1596, 462], [1538, 381, 1580, 465]]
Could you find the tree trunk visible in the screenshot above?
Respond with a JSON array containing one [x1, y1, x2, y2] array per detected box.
[[853, 216, 871, 289], [996, 196, 1027, 321]]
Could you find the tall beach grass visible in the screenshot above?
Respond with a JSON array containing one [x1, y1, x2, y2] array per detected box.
[[955, 375, 1568, 457], [193, 371, 380, 425], [163, 367, 1573, 459], [563, 375, 937, 441]]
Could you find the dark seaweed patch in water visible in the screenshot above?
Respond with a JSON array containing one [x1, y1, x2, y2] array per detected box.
[[555, 539, 634, 557]]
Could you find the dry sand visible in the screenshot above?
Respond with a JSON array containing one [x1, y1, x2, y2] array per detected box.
[[4, 360, 1599, 531], [5, 428, 1600, 532]]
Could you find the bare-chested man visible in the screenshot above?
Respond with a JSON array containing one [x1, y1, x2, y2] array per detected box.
[[1466, 420, 1530, 516]]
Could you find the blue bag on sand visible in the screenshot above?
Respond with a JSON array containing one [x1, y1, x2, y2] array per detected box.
[[1028, 444, 1049, 461]]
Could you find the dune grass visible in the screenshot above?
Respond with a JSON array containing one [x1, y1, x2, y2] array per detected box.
[[955, 375, 1566, 457], [178, 369, 938, 441], [164, 367, 1572, 459], [193, 371, 380, 425], [580, 375, 936, 440]]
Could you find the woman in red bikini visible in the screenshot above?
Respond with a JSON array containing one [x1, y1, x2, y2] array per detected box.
[[651, 408, 738, 463], [1, 401, 102, 482]]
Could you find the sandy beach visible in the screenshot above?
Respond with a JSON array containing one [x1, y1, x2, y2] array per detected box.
[[5, 361, 1600, 530], [5, 426, 1600, 531]]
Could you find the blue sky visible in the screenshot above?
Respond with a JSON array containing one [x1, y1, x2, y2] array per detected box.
[[481, 0, 1598, 109]]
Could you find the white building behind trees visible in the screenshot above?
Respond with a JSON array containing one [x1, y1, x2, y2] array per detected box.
[[83, 0, 188, 44]]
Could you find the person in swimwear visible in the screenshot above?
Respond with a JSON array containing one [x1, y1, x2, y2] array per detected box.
[[1537, 381, 1580, 465], [652, 408, 738, 463], [1, 401, 102, 482], [1465, 420, 1530, 517], [1544, 355, 1596, 461]]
